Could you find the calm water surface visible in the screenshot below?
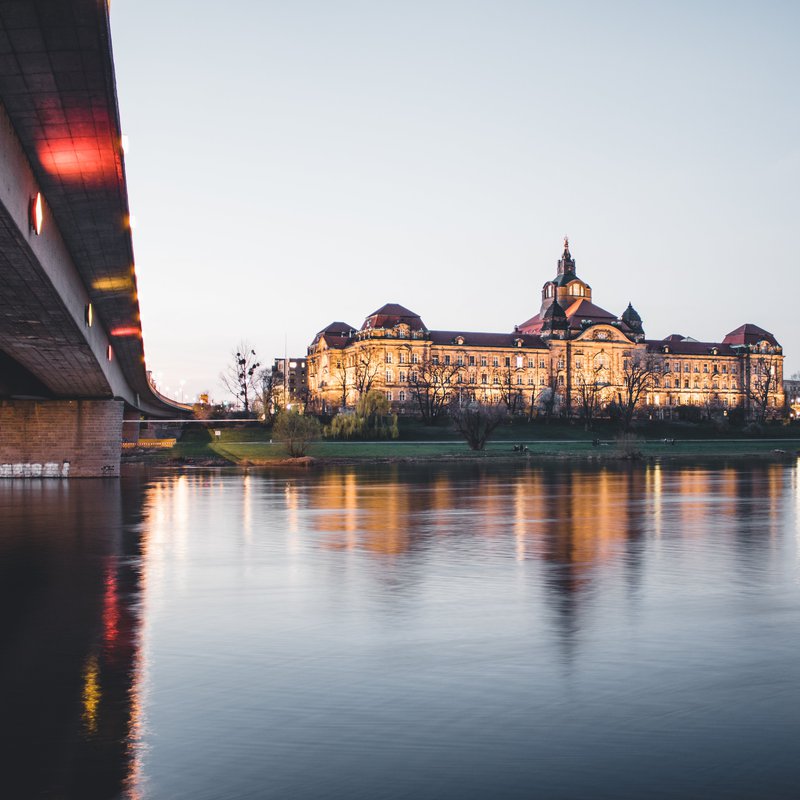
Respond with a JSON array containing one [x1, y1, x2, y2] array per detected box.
[[3, 461, 800, 799]]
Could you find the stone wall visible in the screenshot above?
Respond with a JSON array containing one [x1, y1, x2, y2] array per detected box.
[[0, 399, 123, 477]]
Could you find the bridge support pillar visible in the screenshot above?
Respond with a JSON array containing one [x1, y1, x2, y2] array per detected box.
[[0, 400, 124, 478]]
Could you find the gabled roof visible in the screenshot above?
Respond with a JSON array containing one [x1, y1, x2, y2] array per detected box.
[[428, 330, 548, 349], [722, 323, 780, 348], [362, 303, 427, 332]]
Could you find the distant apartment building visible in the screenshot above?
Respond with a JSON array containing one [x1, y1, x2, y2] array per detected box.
[[306, 240, 785, 420], [273, 357, 308, 407]]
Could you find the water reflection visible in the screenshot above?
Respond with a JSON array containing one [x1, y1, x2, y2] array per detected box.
[[0, 476, 147, 799], [2, 460, 799, 799]]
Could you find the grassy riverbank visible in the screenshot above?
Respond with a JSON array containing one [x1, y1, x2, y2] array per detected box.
[[125, 435, 800, 467]]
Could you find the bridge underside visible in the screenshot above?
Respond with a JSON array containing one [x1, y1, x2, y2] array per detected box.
[[0, 1, 188, 475]]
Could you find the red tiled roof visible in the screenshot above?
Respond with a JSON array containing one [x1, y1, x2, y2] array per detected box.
[[362, 303, 427, 332], [311, 321, 354, 347], [722, 323, 780, 348], [518, 299, 628, 334], [428, 330, 548, 349]]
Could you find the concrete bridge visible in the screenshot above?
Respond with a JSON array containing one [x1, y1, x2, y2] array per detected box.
[[0, 1, 187, 476]]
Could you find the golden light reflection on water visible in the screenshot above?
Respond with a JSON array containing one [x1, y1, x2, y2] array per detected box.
[[81, 653, 100, 736]]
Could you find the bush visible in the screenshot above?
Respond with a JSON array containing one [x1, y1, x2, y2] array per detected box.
[[449, 400, 507, 450], [273, 410, 321, 457], [325, 390, 399, 440]]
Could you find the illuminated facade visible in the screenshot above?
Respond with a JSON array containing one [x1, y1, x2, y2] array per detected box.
[[306, 240, 785, 419]]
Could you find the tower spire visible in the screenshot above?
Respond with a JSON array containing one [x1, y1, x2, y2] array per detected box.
[[557, 236, 575, 275]]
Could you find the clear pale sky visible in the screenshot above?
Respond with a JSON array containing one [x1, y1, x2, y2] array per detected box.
[[110, 1, 799, 402]]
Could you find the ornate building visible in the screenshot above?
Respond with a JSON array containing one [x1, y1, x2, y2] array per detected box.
[[306, 240, 785, 419]]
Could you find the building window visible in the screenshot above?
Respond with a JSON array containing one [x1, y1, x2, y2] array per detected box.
[[432, 356, 439, 365], [399, 371, 406, 382], [386, 370, 393, 382], [412, 353, 419, 364], [481, 374, 488, 384], [694, 365, 699, 373], [399, 391, 406, 402], [703, 364, 709, 373], [539, 376, 545, 385], [684, 379, 689, 388], [410, 371, 418, 382], [575, 359, 583, 370], [457, 355, 464, 366], [386, 391, 393, 401], [481, 356, 487, 367], [516, 356, 523, 368], [504, 357, 511, 367], [444, 355, 451, 365], [558, 375, 564, 387], [665, 378, 671, 388], [386, 353, 393, 364], [527, 358, 534, 368], [492, 376, 499, 384], [731, 365, 737, 374], [469, 374, 476, 384], [557, 358, 565, 369], [684, 363, 689, 372], [399, 352, 406, 364], [492, 357, 499, 367], [516, 376, 523, 385], [469, 355, 475, 366], [623, 359, 629, 370], [722, 365, 727, 374], [539, 359, 546, 369], [528, 377, 534, 384], [664, 360, 670, 372], [457, 373, 463, 383]]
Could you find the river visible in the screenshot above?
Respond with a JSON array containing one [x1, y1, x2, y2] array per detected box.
[[2, 461, 799, 799]]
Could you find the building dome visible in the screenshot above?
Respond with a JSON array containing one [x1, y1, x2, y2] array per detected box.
[[621, 302, 644, 335]]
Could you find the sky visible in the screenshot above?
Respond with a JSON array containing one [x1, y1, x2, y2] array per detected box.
[[109, 0, 800, 402]]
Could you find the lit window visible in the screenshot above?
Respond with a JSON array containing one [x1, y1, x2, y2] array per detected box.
[[516, 356, 523, 368]]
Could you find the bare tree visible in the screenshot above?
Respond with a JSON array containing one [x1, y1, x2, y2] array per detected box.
[[449, 398, 507, 450], [747, 355, 780, 423], [617, 352, 657, 431], [254, 367, 280, 424], [494, 363, 526, 415], [352, 343, 382, 399], [220, 342, 261, 414], [408, 354, 461, 424], [574, 364, 607, 430]]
